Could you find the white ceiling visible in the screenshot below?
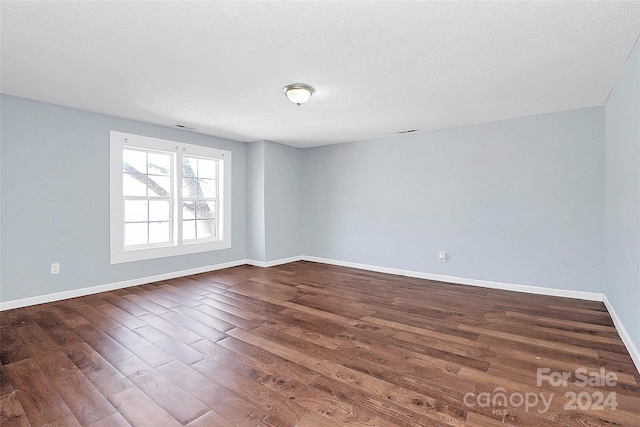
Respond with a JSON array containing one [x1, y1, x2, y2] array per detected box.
[[2, 1, 640, 148]]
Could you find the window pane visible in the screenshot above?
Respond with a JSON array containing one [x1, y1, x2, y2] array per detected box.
[[198, 179, 217, 198], [148, 153, 171, 176], [182, 201, 195, 219], [123, 174, 147, 196], [196, 219, 216, 239], [183, 157, 197, 178], [149, 222, 170, 244], [123, 150, 147, 173], [124, 200, 148, 222], [149, 176, 171, 197], [112, 132, 232, 264], [195, 201, 215, 219], [198, 159, 217, 178], [182, 178, 200, 198], [149, 200, 170, 221], [125, 223, 147, 246], [183, 220, 196, 240]]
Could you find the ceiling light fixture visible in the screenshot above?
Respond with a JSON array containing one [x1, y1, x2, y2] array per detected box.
[[283, 83, 314, 105]]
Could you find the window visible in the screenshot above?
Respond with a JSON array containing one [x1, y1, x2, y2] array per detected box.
[[110, 131, 231, 264]]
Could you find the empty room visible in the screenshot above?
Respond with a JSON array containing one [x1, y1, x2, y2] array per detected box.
[[1, 1, 639, 426]]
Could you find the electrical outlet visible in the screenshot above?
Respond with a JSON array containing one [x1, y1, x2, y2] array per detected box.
[[51, 263, 60, 274], [438, 251, 447, 262]]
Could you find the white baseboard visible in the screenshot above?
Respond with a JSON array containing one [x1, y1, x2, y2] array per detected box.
[[246, 256, 304, 268], [0, 256, 298, 310], [302, 256, 605, 301], [603, 295, 640, 374], [9, 255, 592, 310], [0, 259, 248, 311]]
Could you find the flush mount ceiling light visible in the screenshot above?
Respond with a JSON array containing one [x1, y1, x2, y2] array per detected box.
[[283, 83, 314, 105]]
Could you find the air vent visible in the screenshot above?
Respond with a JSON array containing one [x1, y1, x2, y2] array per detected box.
[[398, 129, 419, 134], [175, 124, 195, 130]]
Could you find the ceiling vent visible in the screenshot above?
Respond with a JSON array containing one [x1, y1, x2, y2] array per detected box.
[[398, 129, 419, 134]]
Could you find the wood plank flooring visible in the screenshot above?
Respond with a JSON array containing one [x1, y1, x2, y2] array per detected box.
[[1, 261, 639, 426]]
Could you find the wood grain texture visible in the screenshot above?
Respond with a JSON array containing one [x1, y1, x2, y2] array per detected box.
[[3, 358, 72, 426], [0, 396, 30, 427], [33, 350, 116, 425], [1, 261, 638, 426], [109, 387, 182, 427], [0, 326, 31, 366]]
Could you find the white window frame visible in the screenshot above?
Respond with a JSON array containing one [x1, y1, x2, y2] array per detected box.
[[110, 131, 231, 264]]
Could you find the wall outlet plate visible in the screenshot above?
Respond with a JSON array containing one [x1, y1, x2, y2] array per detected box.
[[51, 263, 60, 274], [438, 251, 447, 262]]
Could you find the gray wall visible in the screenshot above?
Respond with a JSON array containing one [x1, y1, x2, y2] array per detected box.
[[264, 141, 303, 261], [246, 140, 266, 262], [302, 107, 605, 292], [0, 94, 247, 301], [245, 140, 303, 262], [605, 38, 640, 349]]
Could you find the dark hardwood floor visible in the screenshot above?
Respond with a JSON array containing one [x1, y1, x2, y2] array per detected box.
[[1, 261, 639, 426]]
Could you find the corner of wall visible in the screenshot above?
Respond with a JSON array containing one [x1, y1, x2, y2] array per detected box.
[[603, 36, 640, 375]]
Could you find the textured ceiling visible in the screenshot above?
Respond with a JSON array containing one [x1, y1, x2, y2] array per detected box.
[[1, 1, 640, 148]]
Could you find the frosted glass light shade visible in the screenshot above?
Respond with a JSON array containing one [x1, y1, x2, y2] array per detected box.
[[283, 83, 314, 105]]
